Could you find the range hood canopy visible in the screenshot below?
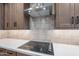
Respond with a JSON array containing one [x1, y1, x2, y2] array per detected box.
[[24, 3, 52, 17]]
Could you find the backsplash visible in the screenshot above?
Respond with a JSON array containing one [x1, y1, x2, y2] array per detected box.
[[30, 16, 54, 30], [0, 30, 8, 38], [48, 30, 79, 45], [1, 30, 79, 45], [7, 30, 32, 40], [31, 30, 50, 42]]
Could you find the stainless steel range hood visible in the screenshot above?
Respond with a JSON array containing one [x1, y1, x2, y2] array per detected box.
[[24, 3, 52, 17]]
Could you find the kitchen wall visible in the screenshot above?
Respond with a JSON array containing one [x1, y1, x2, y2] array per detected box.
[[7, 30, 79, 45], [7, 30, 32, 40], [1, 30, 79, 45], [30, 16, 54, 30], [7, 30, 50, 42], [0, 30, 8, 38], [31, 30, 50, 42], [48, 30, 79, 45]]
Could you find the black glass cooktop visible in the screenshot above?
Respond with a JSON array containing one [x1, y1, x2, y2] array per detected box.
[[18, 41, 54, 55]]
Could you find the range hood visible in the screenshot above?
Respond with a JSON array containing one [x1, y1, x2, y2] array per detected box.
[[24, 3, 52, 17]]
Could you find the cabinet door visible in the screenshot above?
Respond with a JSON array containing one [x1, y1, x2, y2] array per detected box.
[[55, 3, 75, 29], [9, 4, 16, 29], [4, 3, 30, 30], [0, 48, 6, 53], [0, 4, 4, 30], [5, 3, 24, 29], [74, 3, 79, 28], [7, 50, 17, 56], [10, 4, 25, 29], [5, 4, 10, 30]]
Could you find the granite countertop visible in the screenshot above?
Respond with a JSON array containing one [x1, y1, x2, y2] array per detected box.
[[0, 38, 79, 56], [0, 38, 52, 56]]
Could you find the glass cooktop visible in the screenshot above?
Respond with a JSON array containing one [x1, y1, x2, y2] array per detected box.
[[18, 41, 54, 55]]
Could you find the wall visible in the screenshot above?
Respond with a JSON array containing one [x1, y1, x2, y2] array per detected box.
[[30, 16, 54, 30], [48, 30, 79, 45], [7, 30, 50, 42], [7, 30, 79, 45], [0, 30, 8, 38], [7, 30, 32, 40], [1, 30, 79, 45], [0, 30, 32, 40], [31, 30, 50, 42]]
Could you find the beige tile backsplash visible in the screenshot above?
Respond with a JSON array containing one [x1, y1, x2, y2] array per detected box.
[[0, 30, 8, 39], [48, 30, 79, 45], [30, 16, 54, 30], [8, 30, 32, 40], [0, 30, 79, 45]]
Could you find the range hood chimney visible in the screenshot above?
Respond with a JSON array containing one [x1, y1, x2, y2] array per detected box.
[[24, 3, 52, 17]]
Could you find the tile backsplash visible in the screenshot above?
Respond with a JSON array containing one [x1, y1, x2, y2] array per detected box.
[[7, 30, 32, 40], [30, 16, 54, 30], [48, 30, 79, 45], [31, 30, 50, 42], [0, 30, 8, 38], [1, 30, 79, 45]]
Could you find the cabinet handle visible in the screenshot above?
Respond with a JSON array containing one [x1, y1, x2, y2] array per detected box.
[[71, 16, 74, 24], [75, 16, 79, 24], [7, 23, 9, 27], [7, 52, 13, 54], [14, 22, 17, 27]]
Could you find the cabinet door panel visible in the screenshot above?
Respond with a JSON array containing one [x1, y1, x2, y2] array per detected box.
[[5, 4, 10, 30], [55, 3, 75, 29], [74, 3, 79, 28], [4, 3, 30, 30], [7, 50, 17, 56], [0, 48, 6, 53], [0, 4, 4, 30]]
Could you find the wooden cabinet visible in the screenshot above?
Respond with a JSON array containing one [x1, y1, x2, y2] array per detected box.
[[55, 3, 79, 29], [0, 48, 8, 56], [0, 48, 17, 56], [6, 50, 17, 56], [0, 48, 29, 56], [0, 48, 6, 53], [4, 3, 30, 30], [0, 4, 5, 30], [74, 3, 79, 28], [0, 3, 30, 30]]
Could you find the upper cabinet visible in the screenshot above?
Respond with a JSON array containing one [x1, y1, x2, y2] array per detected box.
[[4, 3, 30, 30], [1, 3, 79, 30], [55, 3, 79, 29], [0, 4, 4, 30], [0, 3, 30, 30]]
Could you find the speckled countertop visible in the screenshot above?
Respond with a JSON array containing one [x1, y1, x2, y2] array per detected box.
[[0, 38, 53, 56], [0, 38, 79, 56]]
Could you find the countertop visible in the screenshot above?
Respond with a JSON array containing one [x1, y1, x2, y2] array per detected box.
[[0, 38, 52, 56], [0, 38, 79, 56], [53, 42, 79, 56]]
